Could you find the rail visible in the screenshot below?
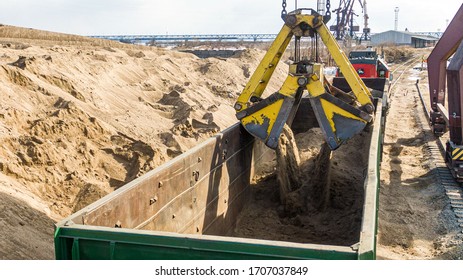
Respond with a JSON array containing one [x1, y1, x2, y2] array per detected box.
[[388, 56, 422, 99]]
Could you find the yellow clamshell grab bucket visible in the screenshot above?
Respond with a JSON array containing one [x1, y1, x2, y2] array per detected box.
[[234, 9, 374, 150]]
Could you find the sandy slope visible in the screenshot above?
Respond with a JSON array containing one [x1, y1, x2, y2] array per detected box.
[[0, 25, 286, 259]]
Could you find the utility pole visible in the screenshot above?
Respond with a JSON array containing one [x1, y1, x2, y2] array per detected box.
[[394, 7, 399, 31]]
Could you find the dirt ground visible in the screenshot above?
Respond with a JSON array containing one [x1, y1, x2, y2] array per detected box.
[[0, 25, 462, 259], [376, 51, 463, 260]]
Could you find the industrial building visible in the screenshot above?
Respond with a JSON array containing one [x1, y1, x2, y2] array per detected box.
[[371, 30, 439, 48]]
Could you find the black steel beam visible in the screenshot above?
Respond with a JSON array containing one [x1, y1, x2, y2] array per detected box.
[[447, 40, 463, 145]]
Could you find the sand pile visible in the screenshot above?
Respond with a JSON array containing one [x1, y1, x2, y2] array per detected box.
[[383, 46, 414, 63], [0, 25, 287, 259]]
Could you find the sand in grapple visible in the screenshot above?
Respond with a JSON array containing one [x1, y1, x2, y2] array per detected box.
[[276, 125, 332, 214], [310, 142, 332, 211]]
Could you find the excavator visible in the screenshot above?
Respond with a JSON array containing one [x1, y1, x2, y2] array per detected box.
[[234, 2, 377, 150]]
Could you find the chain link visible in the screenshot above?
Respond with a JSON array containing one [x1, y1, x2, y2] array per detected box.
[[326, 0, 331, 18], [281, 0, 287, 19]]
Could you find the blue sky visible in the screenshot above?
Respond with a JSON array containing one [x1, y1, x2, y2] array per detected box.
[[0, 1, 461, 35]]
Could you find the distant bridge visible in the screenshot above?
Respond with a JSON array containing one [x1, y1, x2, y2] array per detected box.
[[90, 31, 443, 44], [90, 34, 278, 43], [415, 32, 444, 38]]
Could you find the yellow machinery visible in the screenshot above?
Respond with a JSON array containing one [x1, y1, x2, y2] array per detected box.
[[234, 9, 374, 150]]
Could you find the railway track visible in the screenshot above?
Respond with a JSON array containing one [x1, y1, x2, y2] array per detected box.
[[390, 58, 463, 234], [388, 56, 422, 98], [419, 124, 463, 234]]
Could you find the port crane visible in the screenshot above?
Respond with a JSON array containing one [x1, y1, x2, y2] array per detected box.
[[329, 0, 364, 40]]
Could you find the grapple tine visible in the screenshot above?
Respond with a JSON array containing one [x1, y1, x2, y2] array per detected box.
[[238, 92, 302, 149], [309, 93, 371, 150]]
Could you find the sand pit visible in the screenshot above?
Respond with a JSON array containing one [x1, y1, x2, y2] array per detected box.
[[233, 127, 369, 246]]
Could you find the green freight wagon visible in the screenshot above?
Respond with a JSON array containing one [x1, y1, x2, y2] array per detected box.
[[54, 98, 384, 260]]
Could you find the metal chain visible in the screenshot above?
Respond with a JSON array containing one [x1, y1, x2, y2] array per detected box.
[[325, 0, 331, 17], [281, 0, 287, 19]]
